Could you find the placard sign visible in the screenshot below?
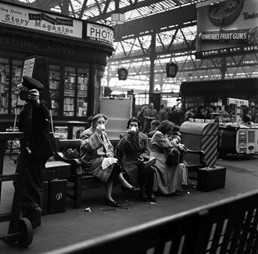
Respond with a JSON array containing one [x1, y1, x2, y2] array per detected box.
[[86, 23, 114, 46], [22, 58, 35, 77]]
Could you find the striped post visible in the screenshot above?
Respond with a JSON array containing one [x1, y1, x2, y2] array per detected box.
[[202, 124, 219, 167]]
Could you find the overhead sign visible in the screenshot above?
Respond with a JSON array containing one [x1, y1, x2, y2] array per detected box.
[[166, 62, 178, 78], [196, 0, 258, 59], [118, 68, 128, 80], [86, 23, 114, 46], [0, 3, 82, 38], [227, 97, 249, 106]]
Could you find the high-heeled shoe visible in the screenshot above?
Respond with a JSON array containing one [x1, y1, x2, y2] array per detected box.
[[140, 187, 148, 201], [121, 186, 140, 193], [104, 198, 120, 208]]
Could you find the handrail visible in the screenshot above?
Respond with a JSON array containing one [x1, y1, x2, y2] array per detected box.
[[44, 189, 258, 254]]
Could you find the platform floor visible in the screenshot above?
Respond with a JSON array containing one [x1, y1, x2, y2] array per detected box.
[[1, 154, 258, 253]]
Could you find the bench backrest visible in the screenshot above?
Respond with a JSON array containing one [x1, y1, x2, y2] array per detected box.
[[45, 190, 258, 254]]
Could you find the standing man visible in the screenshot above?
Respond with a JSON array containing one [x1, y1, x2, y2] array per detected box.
[[143, 102, 158, 133], [158, 104, 168, 122], [16, 76, 54, 229]]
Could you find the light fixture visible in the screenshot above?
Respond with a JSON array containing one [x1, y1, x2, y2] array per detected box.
[[111, 13, 125, 25]]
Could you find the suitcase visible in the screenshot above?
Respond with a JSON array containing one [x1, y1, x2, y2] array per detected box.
[[197, 166, 226, 191], [48, 179, 67, 214]]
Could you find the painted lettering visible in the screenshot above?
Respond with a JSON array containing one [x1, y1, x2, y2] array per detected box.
[[5, 14, 29, 26], [243, 12, 258, 20]]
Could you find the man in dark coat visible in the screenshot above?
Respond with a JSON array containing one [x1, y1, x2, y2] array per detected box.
[[16, 76, 54, 229]]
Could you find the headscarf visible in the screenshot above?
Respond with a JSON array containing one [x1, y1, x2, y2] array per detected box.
[[157, 120, 175, 135]]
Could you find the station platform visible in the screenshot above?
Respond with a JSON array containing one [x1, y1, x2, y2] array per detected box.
[[1, 154, 258, 253]]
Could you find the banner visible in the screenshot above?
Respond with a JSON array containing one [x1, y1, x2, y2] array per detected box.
[[0, 3, 82, 38], [196, 0, 258, 58]]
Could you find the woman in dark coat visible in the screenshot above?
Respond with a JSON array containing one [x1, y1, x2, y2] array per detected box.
[[117, 117, 156, 202], [80, 114, 138, 207]]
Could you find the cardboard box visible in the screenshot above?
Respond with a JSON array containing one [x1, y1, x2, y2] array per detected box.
[[48, 179, 67, 214], [197, 166, 226, 191]]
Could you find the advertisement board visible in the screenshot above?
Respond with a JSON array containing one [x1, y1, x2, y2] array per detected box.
[[0, 2, 82, 38], [196, 0, 258, 58], [85, 22, 114, 46]]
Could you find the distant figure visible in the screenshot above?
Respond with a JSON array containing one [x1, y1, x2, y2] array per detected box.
[[143, 102, 158, 133], [194, 106, 206, 119], [158, 104, 168, 122], [242, 108, 252, 123], [137, 105, 146, 131], [148, 119, 160, 138], [205, 105, 216, 119], [184, 107, 195, 121]]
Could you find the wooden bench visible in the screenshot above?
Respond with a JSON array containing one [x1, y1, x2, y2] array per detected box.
[[44, 189, 258, 254], [54, 138, 94, 209], [53, 138, 206, 208]]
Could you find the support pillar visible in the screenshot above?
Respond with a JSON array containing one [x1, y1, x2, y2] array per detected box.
[[149, 33, 156, 96]]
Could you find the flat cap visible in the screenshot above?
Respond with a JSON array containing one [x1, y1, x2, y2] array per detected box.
[[21, 76, 44, 91]]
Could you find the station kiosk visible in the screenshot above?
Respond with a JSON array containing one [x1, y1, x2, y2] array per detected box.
[[219, 98, 258, 158]]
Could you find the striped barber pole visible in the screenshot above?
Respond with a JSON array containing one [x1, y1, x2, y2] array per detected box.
[[202, 124, 219, 167]]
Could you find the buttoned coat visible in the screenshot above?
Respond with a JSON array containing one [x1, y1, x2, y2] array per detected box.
[[80, 127, 115, 182]]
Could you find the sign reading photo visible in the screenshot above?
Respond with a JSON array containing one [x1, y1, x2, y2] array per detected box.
[[86, 23, 114, 46], [0, 3, 82, 38], [196, 0, 258, 59]]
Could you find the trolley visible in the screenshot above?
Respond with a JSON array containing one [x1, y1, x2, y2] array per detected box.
[[0, 132, 33, 247]]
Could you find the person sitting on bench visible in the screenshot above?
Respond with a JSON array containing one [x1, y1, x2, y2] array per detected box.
[[79, 113, 139, 208], [116, 117, 156, 202]]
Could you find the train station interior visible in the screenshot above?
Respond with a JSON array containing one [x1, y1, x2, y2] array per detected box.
[[0, 0, 258, 253]]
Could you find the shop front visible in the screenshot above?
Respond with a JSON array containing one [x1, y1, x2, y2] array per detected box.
[[0, 1, 114, 138]]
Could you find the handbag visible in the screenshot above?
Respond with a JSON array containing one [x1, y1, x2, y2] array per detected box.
[[137, 154, 156, 168], [165, 148, 180, 166]]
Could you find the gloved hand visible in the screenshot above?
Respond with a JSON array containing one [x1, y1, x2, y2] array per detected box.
[[28, 89, 40, 103]]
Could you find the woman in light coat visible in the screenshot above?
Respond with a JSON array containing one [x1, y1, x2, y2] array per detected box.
[[149, 120, 184, 195]]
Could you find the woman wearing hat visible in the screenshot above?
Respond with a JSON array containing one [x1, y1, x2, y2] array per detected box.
[[116, 117, 156, 202], [149, 120, 184, 195], [80, 114, 139, 207]]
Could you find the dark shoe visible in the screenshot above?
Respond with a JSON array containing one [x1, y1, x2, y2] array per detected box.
[[24, 206, 43, 229], [140, 187, 148, 201], [148, 193, 156, 202], [104, 198, 120, 208], [174, 190, 183, 196], [30, 217, 42, 229]]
